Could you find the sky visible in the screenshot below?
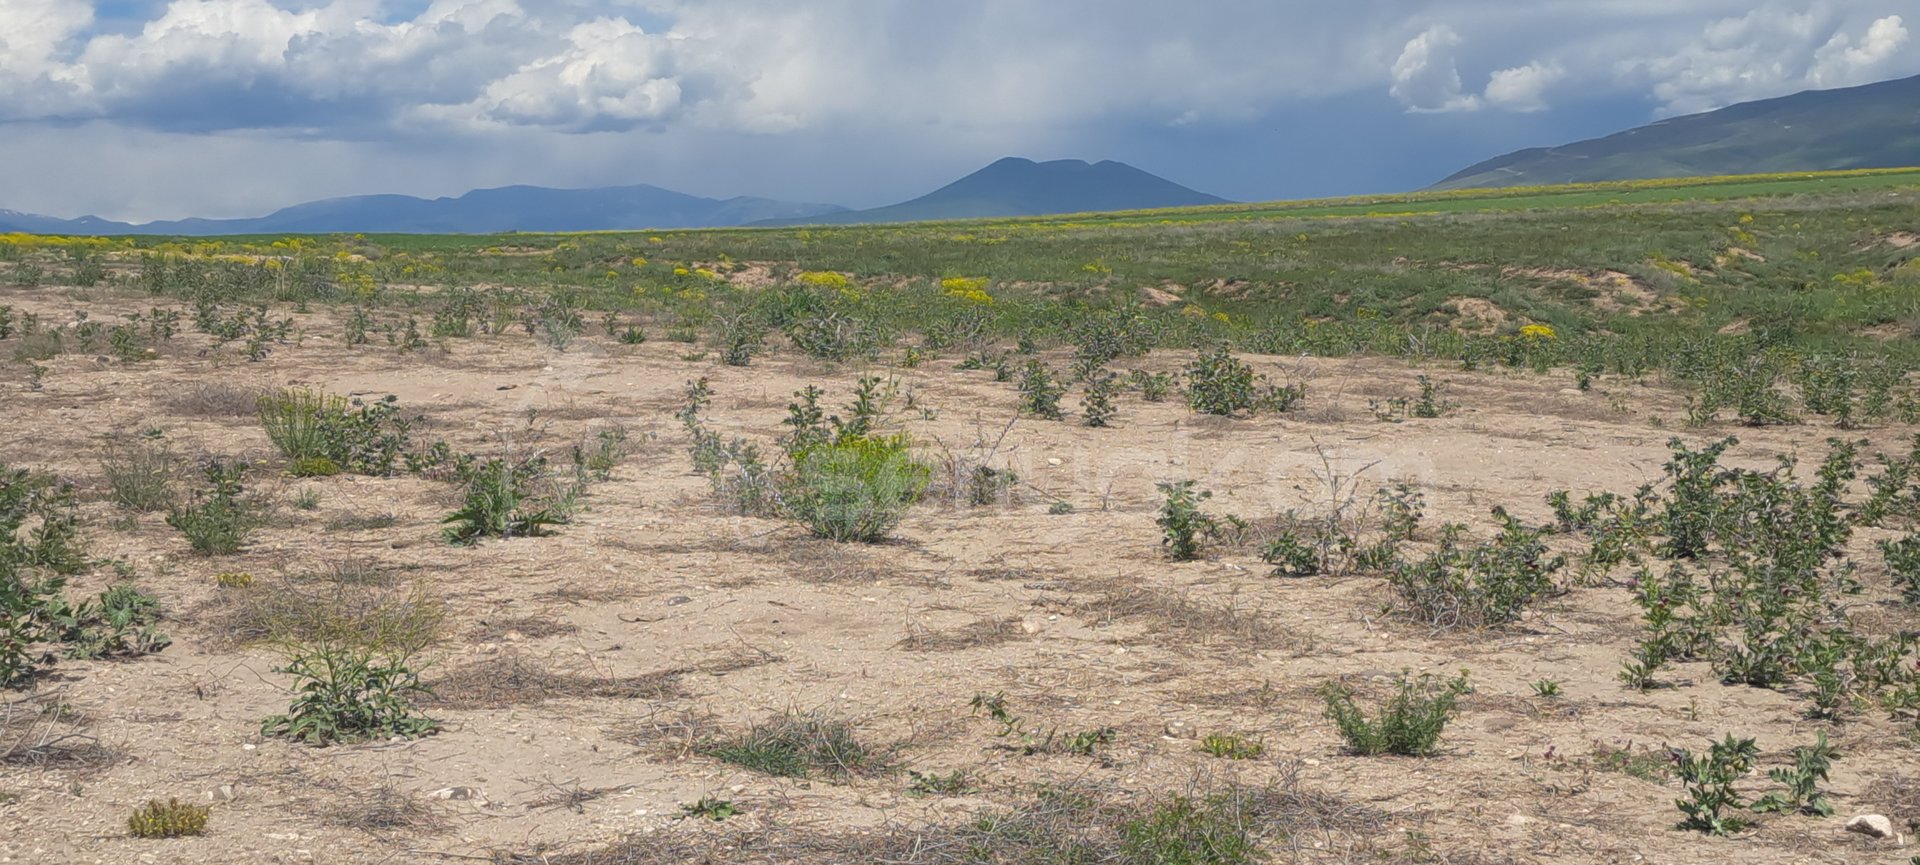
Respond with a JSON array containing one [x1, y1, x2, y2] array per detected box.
[[1, 0, 1916, 222]]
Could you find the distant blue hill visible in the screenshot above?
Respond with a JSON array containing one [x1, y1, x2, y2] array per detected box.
[[755, 157, 1231, 225], [0, 185, 849, 236], [1435, 73, 1920, 189]]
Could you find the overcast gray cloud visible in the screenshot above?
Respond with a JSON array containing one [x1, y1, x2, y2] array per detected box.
[[0, 0, 1915, 221]]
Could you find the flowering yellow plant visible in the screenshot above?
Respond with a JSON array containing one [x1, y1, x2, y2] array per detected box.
[[941, 277, 992, 304], [1519, 323, 1557, 341]]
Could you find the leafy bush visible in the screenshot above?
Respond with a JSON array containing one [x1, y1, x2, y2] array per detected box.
[[786, 435, 930, 543], [1321, 671, 1470, 756], [50, 583, 170, 660], [1185, 346, 1304, 417], [1752, 732, 1838, 817], [258, 388, 413, 477], [166, 461, 257, 556], [260, 643, 438, 746], [1157, 481, 1215, 561], [1881, 535, 1920, 603], [1386, 512, 1565, 629], [1018, 361, 1066, 420], [1082, 369, 1117, 428], [128, 798, 209, 838], [1672, 735, 1759, 835], [443, 457, 565, 545]]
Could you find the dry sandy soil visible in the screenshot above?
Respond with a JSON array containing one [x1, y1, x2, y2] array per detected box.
[[1, 287, 1917, 865]]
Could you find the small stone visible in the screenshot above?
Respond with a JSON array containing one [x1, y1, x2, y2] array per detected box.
[[1845, 814, 1894, 839], [1505, 813, 1532, 827], [664, 595, 693, 606], [1162, 721, 1196, 739]]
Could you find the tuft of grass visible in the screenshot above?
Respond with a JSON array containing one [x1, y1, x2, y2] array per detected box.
[[98, 439, 178, 512], [700, 712, 883, 779], [128, 798, 209, 838], [194, 572, 443, 655], [1199, 733, 1266, 760]]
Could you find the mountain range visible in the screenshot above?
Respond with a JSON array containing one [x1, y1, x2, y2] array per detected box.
[[753, 157, 1229, 226], [1434, 73, 1920, 190], [0, 158, 1226, 236]]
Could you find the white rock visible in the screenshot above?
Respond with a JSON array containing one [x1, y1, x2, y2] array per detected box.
[[1845, 814, 1895, 839]]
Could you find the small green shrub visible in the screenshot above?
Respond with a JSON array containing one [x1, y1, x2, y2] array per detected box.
[[786, 435, 929, 543], [128, 798, 209, 838], [1387, 512, 1564, 630], [1082, 369, 1118, 428], [1018, 361, 1066, 420], [1185, 346, 1303, 417], [165, 461, 257, 556], [258, 389, 413, 477], [1321, 671, 1470, 756], [1752, 732, 1838, 817], [1672, 735, 1759, 835], [260, 643, 438, 746], [1881, 535, 1920, 603], [1157, 481, 1215, 561], [1118, 793, 1261, 865], [443, 458, 564, 545], [1259, 531, 1321, 577]]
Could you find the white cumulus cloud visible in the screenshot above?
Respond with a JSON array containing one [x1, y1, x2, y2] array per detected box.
[[1390, 25, 1482, 112]]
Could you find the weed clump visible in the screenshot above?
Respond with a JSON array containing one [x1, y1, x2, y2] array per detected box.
[[128, 798, 209, 838], [787, 435, 930, 543], [1185, 346, 1303, 417], [165, 461, 258, 556], [1321, 671, 1470, 756], [260, 643, 438, 746], [700, 712, 881, 779]]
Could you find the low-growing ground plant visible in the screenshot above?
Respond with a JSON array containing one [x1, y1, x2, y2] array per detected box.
[[1185, 346, 1303, 417], [260, 643, 438, 746], [165, 461, 257, 556], [1157, 481, 1216, 561], [1018, 361, 1066, 420], [127, 798, 209, 838], [1387, 511, 1565, 630], [1321, 671, 1470, 756], [906, 769, 978, 796], [50, 584, 170, 660], [1752, 732, 1838, 817], [969, 692, 1116, 757], [1200, 732, 1266, 760], [786, 435, 929, 543], [699, 711, 881, 779], [1672, 734, 1760, 835], [443, 457, 565, 545]]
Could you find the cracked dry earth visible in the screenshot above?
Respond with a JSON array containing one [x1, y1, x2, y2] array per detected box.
[[1, 288, 1917, 865]]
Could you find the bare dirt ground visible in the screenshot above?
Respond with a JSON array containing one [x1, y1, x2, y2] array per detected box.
[[1, 287, 1916, 865]]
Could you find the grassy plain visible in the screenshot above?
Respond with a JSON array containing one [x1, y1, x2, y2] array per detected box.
[[1, 170, 1919, 863]]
